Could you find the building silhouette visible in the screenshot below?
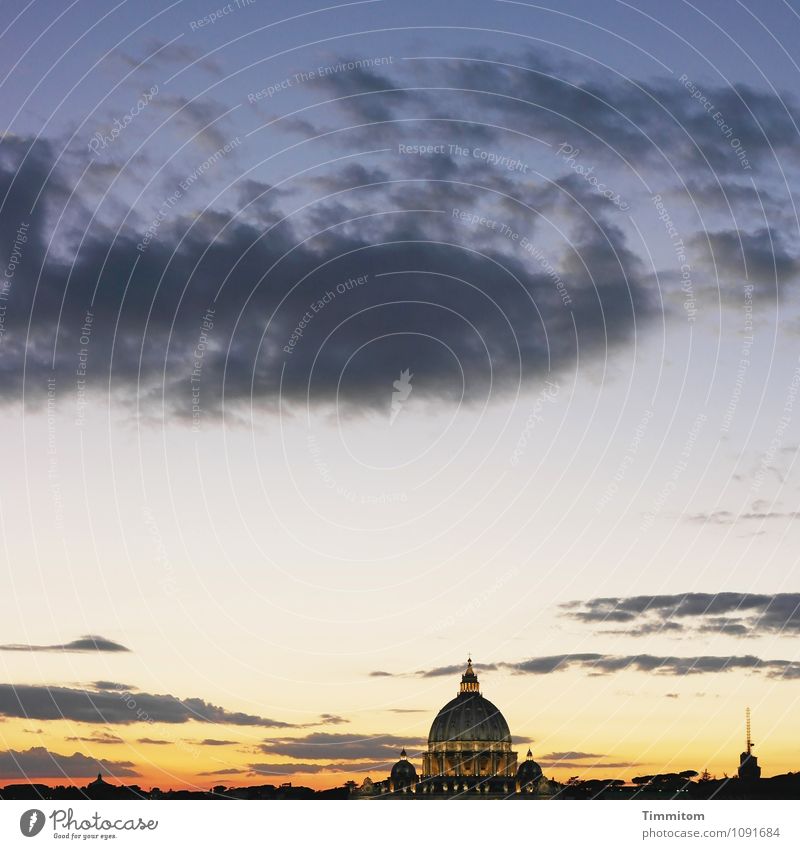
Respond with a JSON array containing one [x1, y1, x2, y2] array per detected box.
[[737, 707, 761, 782]]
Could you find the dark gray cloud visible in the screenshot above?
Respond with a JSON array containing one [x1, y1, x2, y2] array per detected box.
[[317, 714, 349, 725], [302, 51, 800, 176], [197, 767, 245, 776], [415, 663, 499, 678], [136, 738, 171, 745], [0, 684, 300, 727], [0, 746, 139, 779], [91, 681, 136, 692], [0, 89, 650, 421], [65, 731, 124, 745], [691, 228, 800, 293], [258, 732, 426, 761], [381, 650, 800, 679], [4, 48, 799, 424], [0, 635, 130, 653], [540, 761, 638, 770], [560, 592, 800, 637], [248, 760, 392, 775], [540, 751, 605, 760]]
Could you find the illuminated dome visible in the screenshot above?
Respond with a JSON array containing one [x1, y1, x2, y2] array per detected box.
[[422, 659, 517, 779], [428, 659, 512, 745]]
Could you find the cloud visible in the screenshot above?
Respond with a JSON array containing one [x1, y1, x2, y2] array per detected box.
[[92, 682, 136, 692], [0, 684, 303, 727], [136, 738, 171, 746], [65, 731, 124, 745], [248, 760, 390, 775], [686, 510, 800, 524], [540, 761, 638, 770], [391, 652, 800, 679], [3, 46, 798, 428], [560, 592, 800, 636], [195, 739, 236, 746], [300, 51, 800, 176], [0, 636, 130, 653], [258, 732, 426, 761], [317, 714, 349, 725], [691, 228, 800, 292], [118, 38, 223, 76], [197, 767, 246, 776], [0, 747, 139, 779], [0, 101, 651, 422], [539, 751, 606, 760]]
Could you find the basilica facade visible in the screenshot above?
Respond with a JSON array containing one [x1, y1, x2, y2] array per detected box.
[[379, 658, 557, 798]]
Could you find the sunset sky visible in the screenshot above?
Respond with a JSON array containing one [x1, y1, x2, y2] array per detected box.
[[1, 0, 800, 791]]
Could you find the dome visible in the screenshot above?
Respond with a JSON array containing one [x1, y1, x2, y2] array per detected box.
[[390, 749, 418, 786], [516, 749, 543, 786], [427, 660, 512, 745]]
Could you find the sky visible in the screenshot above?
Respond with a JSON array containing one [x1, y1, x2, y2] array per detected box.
[[1, 0, 800, 791]]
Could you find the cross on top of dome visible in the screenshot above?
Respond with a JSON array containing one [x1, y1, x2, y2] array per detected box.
[[459, 656, 480, 694]]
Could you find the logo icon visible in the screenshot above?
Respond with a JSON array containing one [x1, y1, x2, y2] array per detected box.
[[390, 369, 413, 425], [19, 809, 45, 837]]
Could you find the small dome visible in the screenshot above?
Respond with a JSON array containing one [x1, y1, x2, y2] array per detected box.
[[516, 749, 543, 785], [391, 750, 418, 784]]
